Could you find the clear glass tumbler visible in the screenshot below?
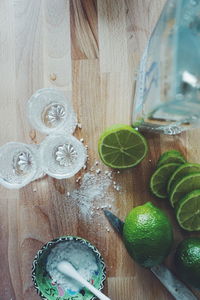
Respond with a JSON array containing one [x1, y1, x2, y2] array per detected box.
[[27, 88, 77, 135], [0, 142, 41, 189], [40, 134, 87, 179], [132, 0, 200, 135]]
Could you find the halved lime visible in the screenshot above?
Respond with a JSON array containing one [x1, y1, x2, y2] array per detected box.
[[170, 173, 200, 207], [150, 163, 181, 199], [167, 163, 200, 194], [98, 124, 148, 169], [176, 190, 200, 231], [157, 150, 186, 168]]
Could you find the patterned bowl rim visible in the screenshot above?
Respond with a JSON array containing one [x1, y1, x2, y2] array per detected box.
[[32, 235, 107, 300]]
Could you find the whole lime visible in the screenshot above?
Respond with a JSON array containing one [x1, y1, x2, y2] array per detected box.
[[123, 202, 173, 268], [175, 238, 200, 289]]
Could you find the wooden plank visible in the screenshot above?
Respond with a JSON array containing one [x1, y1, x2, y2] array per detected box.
[[108, 275, 174, 300], [0, 0, 21, 299], [43, 0, 72, 91], [98, 0, 128, 73], [70, 0, 98, 60]]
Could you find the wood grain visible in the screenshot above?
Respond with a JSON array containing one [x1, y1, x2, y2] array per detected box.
[[0, 1, 200, 300]]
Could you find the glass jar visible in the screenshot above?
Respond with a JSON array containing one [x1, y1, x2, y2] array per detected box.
[[132, 0, 200, 135]]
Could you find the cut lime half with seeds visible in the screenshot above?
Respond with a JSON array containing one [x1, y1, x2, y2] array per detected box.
[[98, 124, 148, 169], [176, 190, 200, 231], [170, 173, 200, 207], [150, 163, 181, 199], [167, 163, 200, 194], [157, 150, 186, 168]]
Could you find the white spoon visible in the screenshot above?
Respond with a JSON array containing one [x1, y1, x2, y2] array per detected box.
[[57, 261, 111, 300]]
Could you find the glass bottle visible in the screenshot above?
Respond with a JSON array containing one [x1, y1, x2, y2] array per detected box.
[[132, 0, 200, 135]]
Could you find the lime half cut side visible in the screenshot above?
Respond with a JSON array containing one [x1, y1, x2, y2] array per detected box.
[[167, 163, 200, 194], [170, 173, 200, 207], [98, 124, 148, 169], [157, 150, 186, 168], [150, 163, 181, 199], [176, 190, 200, 231]]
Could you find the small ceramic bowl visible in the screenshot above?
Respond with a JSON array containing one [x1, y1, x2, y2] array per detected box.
[[32, 236, 106, 300]]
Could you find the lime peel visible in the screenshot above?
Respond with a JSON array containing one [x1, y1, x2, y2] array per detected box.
[[176, 190, 200, 231], [170, 172, 200, 207], [150, 163, 181, 199]]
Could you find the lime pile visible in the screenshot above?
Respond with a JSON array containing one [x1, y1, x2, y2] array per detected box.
[[98, 124, 148, 169], [123, 202, 173, 268], [150, 150, 200, 231], [98, 126, 200, 289]]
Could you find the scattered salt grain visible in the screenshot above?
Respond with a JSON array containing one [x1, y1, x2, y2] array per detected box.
[[67, 192, 70, 197], [33, 188, 37, 192], [76, 176, 81, 183], [107, 171, 113, 179], [65, 163, 121, 221], [80, 138, 84, 143], [117, 171, 120, 174], [78, 123, 82, 129], [114, 185, 121, 191], [66, 172, 112, 218]]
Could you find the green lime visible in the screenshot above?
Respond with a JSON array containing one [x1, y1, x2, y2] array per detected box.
[[157, 150, 186, 168], [175, 237, 200, 289], [170, 173, 200, 207], [150, 163, 181, 199], [98, 124, 148, 169], [167, 163, 200, 194], [123, 202, 173, 268], [176, 190, 200, 231]]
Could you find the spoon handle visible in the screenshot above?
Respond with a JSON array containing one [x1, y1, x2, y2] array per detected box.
[[57, 262, 111, 300], [85, 282, 110, 300], [76, 274, 111, 300]]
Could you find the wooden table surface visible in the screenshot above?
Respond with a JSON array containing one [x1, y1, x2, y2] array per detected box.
[[1, 0, 200, 299]]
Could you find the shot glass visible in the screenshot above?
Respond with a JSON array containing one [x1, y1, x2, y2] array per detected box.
[[27, 88, 77, 135], [40, 134, 87, 179], [0, 142, 41, 189]]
